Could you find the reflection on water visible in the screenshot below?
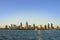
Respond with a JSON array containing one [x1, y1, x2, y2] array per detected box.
[[0, 30, 60, 40]]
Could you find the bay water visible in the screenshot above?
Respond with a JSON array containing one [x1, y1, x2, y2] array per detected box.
[[0, 30, 60, 40]]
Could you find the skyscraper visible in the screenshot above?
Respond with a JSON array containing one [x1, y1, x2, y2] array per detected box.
[[57, 26, 59, 30], [44, 25, 47, 30], [19, 22, 23, 30], [33, 24, 35, 29], [13, 24, 17, 29], [20, 22, 22, 27], [51, 23, 54, 29], [26, 21, 28, 27], [10, 24, 17, 29], [29, 25, 31, 29], [10, 24, 13, 29], [25, 21, 28, 29], [40, 25, 42, 30], [5, 25, 8, 29], [48, 23, 50, 30]]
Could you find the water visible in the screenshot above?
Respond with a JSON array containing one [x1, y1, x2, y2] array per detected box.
[[0, 30, 37, 40], [0, 30, 60, 40], [41, 30, 60, 40]]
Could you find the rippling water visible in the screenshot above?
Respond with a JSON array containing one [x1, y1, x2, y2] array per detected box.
[[41, 30, 60, 40], [0, 30, 37, 40], [0, 30, 60, 40]]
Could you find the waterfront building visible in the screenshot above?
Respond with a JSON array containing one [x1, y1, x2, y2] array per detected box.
[[35, 26, 38, 30], [32, 24, 35, 30], [11, 24, 14, 29], [40, 25, 43, 30], [13, 24, 17, 29], [37, 26, 41, 30], [28, 25, 31, 29], [9, 26, 11, 30], [19, 22, 23, 29], [25, 21, 29, 30], [26, 21, 28, 27], [20, 22, 22, 27], [51, 23, 54, 29], [20, 26, 23, 30], [44, 25, 47, 30], [10, 24, 17, 30], [48, 23, 50, 30], [56, 26, 59, 30], [5, 25, 8, 29], [17, 25, 21, 30]]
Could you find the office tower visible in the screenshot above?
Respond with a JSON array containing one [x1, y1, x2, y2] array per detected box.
[[11, 24, 17, 29], [25, 21, 28, 29], [17, 25, 21, 30], [48, 23, 50, 30], [37, 26, 41, 30], [33, 24, 35, 30], [11, 24, 13, 27], [20, 22, 22, 27], [11, 24, 14, 29], [35, 26, 38, 30], [29, 25, 31, 29], [19, 22, 22, 29], [19, 22, 23, 29], [26, 21, 28, 27], [44, 25, 47, 30], [33, 24, 35, 27], [51, 23, 54, 29], [57, 26, 59, 30], [40, 25, 42, 30], [9, 26, 11, 30], [5, 25, 8, 29], [13, 24, 17, 29]]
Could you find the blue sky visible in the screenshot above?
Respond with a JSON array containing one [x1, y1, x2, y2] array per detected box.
[[0, 0, 60, 27]]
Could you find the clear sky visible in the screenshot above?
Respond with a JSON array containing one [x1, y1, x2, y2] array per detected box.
[[0, 0, 60, 27]]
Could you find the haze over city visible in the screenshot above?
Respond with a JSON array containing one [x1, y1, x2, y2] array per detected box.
[[0, 0, 60, 27]]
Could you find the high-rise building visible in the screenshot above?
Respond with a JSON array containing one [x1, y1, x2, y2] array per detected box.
[[48, 23, 50, 29], [13, 24, 17, 29], [11, 24, 13, 27], [20, 22, 22, 27], [37, 26, 41, 30], [10, 24, 17, 29], [25, 21, 29, 29], [5, 25, 8, 29], [26, 21, 28, 27], [57, 26, 59, 30], [33, 24, 35, 27], [33, 24, 35, 29], [19, 22, 23, 29], [51, 23, 54, 29], [40, 25, 42, 30], [35, 26, 38, 30], [10, 24, 14, 29], [44, 25, 47, 30], [29, 25, 31, 29], [9, 26, 11, 30]]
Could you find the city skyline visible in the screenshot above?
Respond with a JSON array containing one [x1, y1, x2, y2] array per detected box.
[[0, 21, 59, 28], [0, 21, 60, 30], [0, 0, 60, 27], [0, 21, 60, 28]]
